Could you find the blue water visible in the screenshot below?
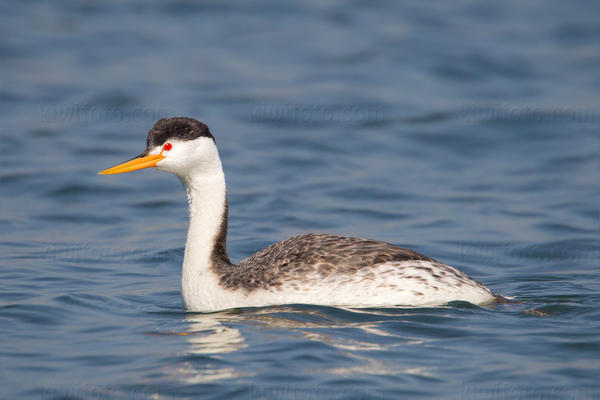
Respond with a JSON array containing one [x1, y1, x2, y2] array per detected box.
[[1, 1, 599, 399]]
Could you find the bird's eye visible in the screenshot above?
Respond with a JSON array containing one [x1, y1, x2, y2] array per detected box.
[[163, 143, 172, 151]]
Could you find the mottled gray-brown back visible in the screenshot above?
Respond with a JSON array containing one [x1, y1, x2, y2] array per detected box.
[[217, 233, 436, 291]]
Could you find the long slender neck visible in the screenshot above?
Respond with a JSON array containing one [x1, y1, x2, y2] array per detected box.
[[179, 162, 232, 286]]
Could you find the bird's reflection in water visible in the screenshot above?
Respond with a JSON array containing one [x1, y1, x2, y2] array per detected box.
[[168, 306, 437, 384], [184, 311, 247, 355], [168, 311, 249, 384], [247, 306, 437, 378]]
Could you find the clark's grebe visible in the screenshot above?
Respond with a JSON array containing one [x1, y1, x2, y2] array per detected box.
[[100, 117, 499, 311]]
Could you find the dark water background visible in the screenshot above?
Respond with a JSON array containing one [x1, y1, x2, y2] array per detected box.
[[1, 1, 599, 399]]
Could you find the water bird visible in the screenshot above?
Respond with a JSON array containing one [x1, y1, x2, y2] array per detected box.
[[100, 117, 500, 311]]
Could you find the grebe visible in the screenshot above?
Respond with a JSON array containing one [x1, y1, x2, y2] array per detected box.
[[100, 117, 498, 311]]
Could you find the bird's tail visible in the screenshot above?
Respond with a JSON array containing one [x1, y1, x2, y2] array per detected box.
[[494, 294, 519, 304]]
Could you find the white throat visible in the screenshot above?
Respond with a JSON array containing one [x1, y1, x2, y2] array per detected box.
[[177, 153, 230, 310]]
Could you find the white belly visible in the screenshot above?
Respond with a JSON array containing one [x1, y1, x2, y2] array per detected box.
[[182, 260, 496, 312]]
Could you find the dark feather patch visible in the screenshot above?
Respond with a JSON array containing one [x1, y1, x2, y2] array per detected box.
[[146, 117, 214, 147]]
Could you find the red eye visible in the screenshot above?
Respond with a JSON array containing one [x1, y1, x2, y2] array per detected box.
[[163, 143, 172, 151]]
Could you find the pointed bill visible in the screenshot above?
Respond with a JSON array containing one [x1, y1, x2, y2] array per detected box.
[[99, 153, 165, 175]]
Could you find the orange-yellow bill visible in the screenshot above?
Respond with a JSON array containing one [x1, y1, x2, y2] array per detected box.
[[99, 153, 165, 175]]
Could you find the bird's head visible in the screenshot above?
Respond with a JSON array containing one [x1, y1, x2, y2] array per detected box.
[[99, 117, 219, 178]]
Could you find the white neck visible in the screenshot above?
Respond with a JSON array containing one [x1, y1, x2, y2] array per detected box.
[[177, 156, 230, 310]]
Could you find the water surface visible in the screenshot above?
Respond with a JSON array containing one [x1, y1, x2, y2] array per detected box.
[[1, 1, 599, 399]]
